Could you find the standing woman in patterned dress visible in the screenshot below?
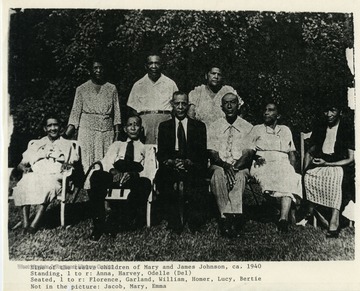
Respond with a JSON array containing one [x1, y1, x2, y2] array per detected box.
[[64, 59, 121, 184]]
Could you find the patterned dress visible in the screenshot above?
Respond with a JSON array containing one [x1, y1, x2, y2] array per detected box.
[[68, 80, 121, 176], [304, 120, 355, 210]]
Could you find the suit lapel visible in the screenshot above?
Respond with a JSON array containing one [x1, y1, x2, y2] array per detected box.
[[186, 118, 194, 153]]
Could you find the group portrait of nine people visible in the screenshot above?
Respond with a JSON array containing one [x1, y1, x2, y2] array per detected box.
[[12, 53, 355, 242]]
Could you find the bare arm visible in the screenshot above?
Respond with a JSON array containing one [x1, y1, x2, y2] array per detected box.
[[303, 145, 315, 173], [312, 149, 354, 167], [233, 149, 255, 171], [288, 151, 296, 169], [64, 124, 75, 139]]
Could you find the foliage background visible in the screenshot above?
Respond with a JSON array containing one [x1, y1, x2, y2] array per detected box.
[[8, 9, 354, 166]]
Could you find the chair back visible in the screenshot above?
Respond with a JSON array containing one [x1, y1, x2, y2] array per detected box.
[[300, 132, 312, 171], [106, 189, 131, 200]]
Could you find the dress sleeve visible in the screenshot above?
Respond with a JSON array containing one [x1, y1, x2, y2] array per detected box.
[[206, 123, 217, 151], [286, 127, 296, 152], [188, 89, 197, 106], [173, 81, 179, 93], [68, 86, 83, 128], [112, 86, 121, 126], [22, 140, 46, 166]]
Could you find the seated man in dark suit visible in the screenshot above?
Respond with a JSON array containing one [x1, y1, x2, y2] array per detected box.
[[88, 115, 151, 241], [156, 91, 208, 233]]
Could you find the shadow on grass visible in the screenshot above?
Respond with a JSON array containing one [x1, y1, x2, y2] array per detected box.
[[42, 201, 92, 229]]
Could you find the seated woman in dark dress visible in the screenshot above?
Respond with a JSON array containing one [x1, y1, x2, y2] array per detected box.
[[303, 100, 355, 238]]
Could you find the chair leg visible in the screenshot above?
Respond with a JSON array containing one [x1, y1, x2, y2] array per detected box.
[[146, 191, 152, 228], [60, 201, 65, 227]]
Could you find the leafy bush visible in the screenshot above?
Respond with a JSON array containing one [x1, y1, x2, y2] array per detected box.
[[8, 9, 354, 165]]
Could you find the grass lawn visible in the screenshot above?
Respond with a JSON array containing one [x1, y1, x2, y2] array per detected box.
[[7, 188, 355, 261]]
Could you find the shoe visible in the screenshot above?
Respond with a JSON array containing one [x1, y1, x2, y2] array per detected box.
[[326, 228, 340, 239], [89, 228, 103, 241], [104, 225, 117, 238], [219, 217, 235, 238], [25, 226, 37, 235], [277, 219, 289, 233], [233, 214, 245, 236]]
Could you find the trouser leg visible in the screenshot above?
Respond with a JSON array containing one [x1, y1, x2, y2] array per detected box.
[[89, 171, 113, 228], [225, 169, 249, 214], [127, 177, 151, 226], [186, 183, 207, 231], [210, 165, 229, 218]]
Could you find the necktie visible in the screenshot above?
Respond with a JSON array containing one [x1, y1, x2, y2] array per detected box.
[[177, 121, 186, 158], [124, 140, 134, 161], [225, 126, 233, 162]]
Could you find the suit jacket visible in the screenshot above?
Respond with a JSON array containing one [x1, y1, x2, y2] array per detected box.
[[157, 117, 207, 176]]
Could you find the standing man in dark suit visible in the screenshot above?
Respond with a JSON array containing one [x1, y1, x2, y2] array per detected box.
[[156, 91, 208, 233]]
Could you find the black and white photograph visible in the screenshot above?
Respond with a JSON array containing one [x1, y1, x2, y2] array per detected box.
[[2, 0, 359, 290]]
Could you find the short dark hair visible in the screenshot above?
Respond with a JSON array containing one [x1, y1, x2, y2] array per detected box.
[[126, 113, 142, 126], [88, 56, 107, 70], [263, 100, 282, 114], [42, 113, 61, 126], [172, 90, 188, 101], [146, 52, 162, 62], [206, 65, 222, 73]]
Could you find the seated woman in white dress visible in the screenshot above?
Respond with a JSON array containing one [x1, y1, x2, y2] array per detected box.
[[13, 114, 78, 234], [304, 100, 354, 238], [248, 102, 302, 232]]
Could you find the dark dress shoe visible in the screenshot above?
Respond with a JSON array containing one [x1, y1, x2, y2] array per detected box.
[[89, 229, 103, 241], [23, 226, 37, 235], [277, 219, 289, 233], [233, 214, 245, 236], [219, 217, 236, 238], [326, 228, 340, 239]]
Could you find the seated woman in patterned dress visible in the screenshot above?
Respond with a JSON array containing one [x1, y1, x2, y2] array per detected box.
[[248, 102, 302, 232], [13, 114, 79, 234], [303, 100, 354, 238]]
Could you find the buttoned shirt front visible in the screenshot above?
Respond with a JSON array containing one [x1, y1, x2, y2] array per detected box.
[[100, 139, 145, 172], [208, 117, 253, 164], [127, 74, 178, 112], [175, 117, 188, 151]]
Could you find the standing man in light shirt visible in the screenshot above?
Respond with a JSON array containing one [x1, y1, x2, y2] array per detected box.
[[127, 53, 178, 144], [207, 92, 253, 238]]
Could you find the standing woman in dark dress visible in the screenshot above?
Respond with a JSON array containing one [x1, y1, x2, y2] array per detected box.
[[64, 59, 121, 186], [303, 100, 355, 238]]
